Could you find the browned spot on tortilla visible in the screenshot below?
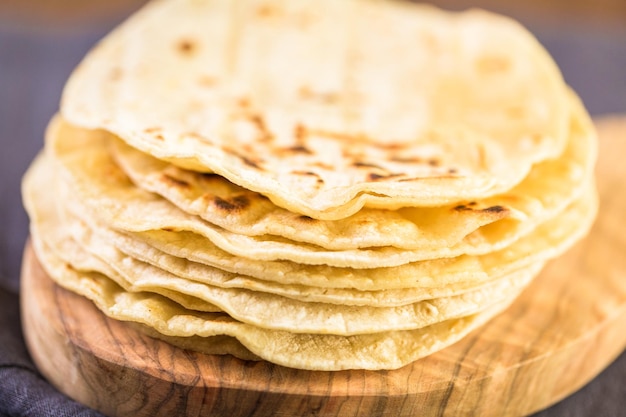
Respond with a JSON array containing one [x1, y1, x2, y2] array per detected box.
[[292, 170, 318, 176], [390, 156, 423, 164], [422, 32, 440, 52], [428, 158, 440, 167], [283, 145, 313, 154], [317, 93, 339, 103], [367, 173, 403, 181], [455, 203, 508, 217], [247, 114, 274, 141], [294, 123, 307, 142], [297, 215, 316, 222], [249, 114, 265, 129], [384, 143, 411, 151], [292, 170, 325, 184], [199, 172, 220, 180], [161, 227, 176, 232], [224, 147, 264, 169], [476, 144, 487, 170], [256, 4, 277, 17], [184, 132, 205, 142], [212, 195, 251, 212], [312, 161, 334, 170], [161, 173, 190, 188], [483, 205, 507, 214], [241, 156, 261, 169], [507, 106, 525, 119], [530, 133, 543, 144], [198, 75, 217, 87], [298, 85, 339, 103], [298, 85, 312, 98], [250, 193, 270, 202], [353, 162, 386, 170], [398, 177, 421, 182], [108, 67, 122, 81], [240, 144, 255, 154], [307, 128, 414, 150], [476, 55, 511, 74], [177, 39, 197, 56], [448, 168, 458, 174], [237, 97, 251, 108]]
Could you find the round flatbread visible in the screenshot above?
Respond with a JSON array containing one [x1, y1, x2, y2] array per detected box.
[[109, 90, 593, 252], [61, 0, 570, 219], [47, 93, 594, 268]]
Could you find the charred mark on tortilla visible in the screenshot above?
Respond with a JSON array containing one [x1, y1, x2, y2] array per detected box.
[[292, 170, 325, 184], [353, 162, 386, 170], [177, 38, 197, 55], [213, 195, 251, 211], [161, 173, 190, 188], [283, 145, 313, 154], [367, 172, 404, 181]]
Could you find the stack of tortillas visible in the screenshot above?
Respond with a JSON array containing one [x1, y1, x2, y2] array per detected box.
[[22, 0, 597, 371]]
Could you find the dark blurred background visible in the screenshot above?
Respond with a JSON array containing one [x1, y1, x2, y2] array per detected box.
[[0, 1, 624, 416]]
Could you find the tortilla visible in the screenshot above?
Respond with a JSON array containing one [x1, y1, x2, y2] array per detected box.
[[61, 0, 570, 219], [109, 90, 593, 251], [68, 213, 541, 307], [47, 94, 593, 267]]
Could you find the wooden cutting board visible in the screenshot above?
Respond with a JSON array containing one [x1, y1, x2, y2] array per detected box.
[[20, 117, 626, 417]]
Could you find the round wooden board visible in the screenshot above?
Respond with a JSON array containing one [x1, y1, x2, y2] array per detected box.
[[20, 117, 626, 417]]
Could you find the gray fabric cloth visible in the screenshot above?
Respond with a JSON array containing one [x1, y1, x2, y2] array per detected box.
[[1, 9, 625, 417], [0, 286, 104, 416]]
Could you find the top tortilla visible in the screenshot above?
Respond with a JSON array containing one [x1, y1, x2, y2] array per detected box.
[[61, 0, 569, 219]]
